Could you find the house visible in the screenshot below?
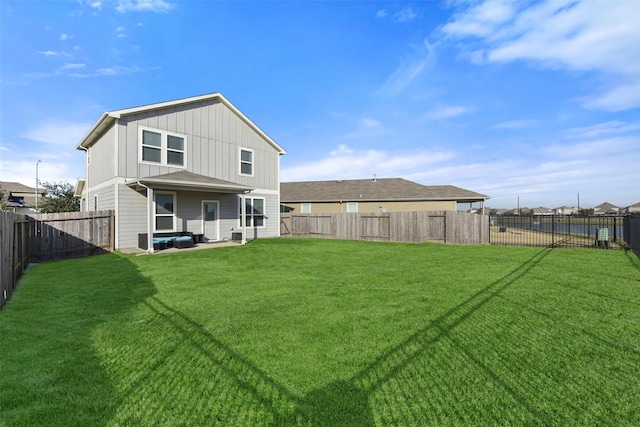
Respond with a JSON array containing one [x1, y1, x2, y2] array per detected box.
[[530, 207, 554, 215], [75, 93, 286, 251], [554, 206, 577, 215], [625, 202, 640, 214], [280, 178, 489, 214], [594, 202, 619, 215], [0, 181, 46, 213]]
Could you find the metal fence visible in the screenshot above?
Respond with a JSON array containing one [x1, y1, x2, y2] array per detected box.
[[624, 213, 640, 257], [489, 214, 627, 249]]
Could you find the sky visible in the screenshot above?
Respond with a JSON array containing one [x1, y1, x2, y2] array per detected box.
[[1, 0, 639, 210]]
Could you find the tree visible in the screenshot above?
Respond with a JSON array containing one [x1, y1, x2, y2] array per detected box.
[[39, 181, 80, 213], [0, 184, 10, 211]]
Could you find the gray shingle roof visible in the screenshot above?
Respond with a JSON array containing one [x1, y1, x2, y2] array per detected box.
[[129, 171, 252, 193], [281, 178, 489, 203]]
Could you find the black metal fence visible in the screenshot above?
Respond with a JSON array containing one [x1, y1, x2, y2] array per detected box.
[[624, 213, 640, 257], [489, 214, 627, 249]]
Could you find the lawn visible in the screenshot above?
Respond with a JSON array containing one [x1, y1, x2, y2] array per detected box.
[[1, 238, 639, 426]]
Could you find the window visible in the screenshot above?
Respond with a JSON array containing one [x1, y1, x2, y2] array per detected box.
[[87, 148, 91, 165], [301, 203, 311, 213], [240, 197, 265, 227], [140, 127, 186, 167], [93, 195, 98, 212], [240, 148, 253, 176], [347, 202, 358, 213], [142, 130, 162, 163], [167, 135, 184, 166], [155, 192, 176, 231]]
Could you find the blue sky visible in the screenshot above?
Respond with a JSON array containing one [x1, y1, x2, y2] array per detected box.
[[1, 0, 638, 209]]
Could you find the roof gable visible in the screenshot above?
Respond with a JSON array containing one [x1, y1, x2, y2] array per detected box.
[[77, 93, 285, 154], [281, 178, 488, 202]]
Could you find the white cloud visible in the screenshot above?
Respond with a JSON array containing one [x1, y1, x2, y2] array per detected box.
[[565, 120, 640, 139], [376, 9, 387, 18], [38, 50, 58, 56], [60, 63, 86, 70], [393, 7, 418, 23], [425, 104, 472, 120], [59, 33, 73, 41], [21, 121, 92, 149], [377, 39, 435, 96], [442, 0, 640, 111], [115, 0, 174, 13], [90, 1, 102, 9], [282, 145, 454, 182], [489, 119, 537, 130]]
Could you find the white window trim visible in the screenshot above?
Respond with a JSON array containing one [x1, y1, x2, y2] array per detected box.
[[93, 194, 99, 212], [139, 126, 187, 168], [239, 196, 266, 228], [347, 202, 358, 213], [301, 203, 311, 213], [239, 147, 254, 177], [87, 148, 91, 166], [154, 191, 177, 232]]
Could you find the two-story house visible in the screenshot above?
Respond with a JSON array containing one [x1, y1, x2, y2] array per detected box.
[[75, 93, 286, 252]]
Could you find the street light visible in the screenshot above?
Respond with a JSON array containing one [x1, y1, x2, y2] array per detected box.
[[35, 160, 41, 211]]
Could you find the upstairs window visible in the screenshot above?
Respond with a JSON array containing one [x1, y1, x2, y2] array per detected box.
[[240, 148, 253, 176], [167, 135, 184, 166], [142, 130, 162, 163], [301, 203, 311, 213], [139, 127, 186, 167]]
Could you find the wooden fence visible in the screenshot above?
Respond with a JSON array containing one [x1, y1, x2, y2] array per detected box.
[[0, 210, 114, 309], [280, 211, 489, 245]]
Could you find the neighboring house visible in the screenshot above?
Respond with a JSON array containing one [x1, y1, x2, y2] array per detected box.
[[625, 202, 640, 214], [75, 93, 286, 251], [530, 207, 553, 215], [594, 202, 619, 215], [280, 178, 489, 214], [554, 206, 577, 215], [0, 181, 46, 213]]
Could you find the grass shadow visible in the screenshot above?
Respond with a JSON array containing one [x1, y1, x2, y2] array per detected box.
[[0, 252, 157, 426], [104, 247, 553, 425]]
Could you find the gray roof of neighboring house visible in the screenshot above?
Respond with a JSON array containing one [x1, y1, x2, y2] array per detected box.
[[1, 181, 45, 208], [281, 178, 489, 203], [594, 202, 619, 211]]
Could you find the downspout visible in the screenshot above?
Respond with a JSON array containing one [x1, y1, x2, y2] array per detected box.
[[78, 146, 89, 211]]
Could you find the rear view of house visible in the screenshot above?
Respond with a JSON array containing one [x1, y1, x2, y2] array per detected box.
[[76, 93, 286, 251]]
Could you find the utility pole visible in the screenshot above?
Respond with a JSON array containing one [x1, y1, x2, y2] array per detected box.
[[35, 160, 41, 211]]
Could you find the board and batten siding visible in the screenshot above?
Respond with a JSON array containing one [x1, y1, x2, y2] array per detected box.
[[115, 99, 280, 191], [283, 200, 456, 214], [87, 123, 116, 187]]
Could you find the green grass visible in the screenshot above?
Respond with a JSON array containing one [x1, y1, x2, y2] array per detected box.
[[1, 239, 639, 426]]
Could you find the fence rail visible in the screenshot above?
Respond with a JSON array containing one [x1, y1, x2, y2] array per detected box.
[[0, 210, 114, 309], [490, 214, 628, 249], [281, 211, 489, 245]]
